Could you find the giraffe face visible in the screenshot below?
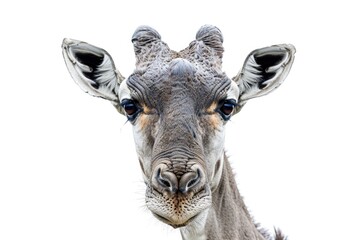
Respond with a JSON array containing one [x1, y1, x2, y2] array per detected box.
[[118, 57, 240, 227], [62, 25, 295, 228]]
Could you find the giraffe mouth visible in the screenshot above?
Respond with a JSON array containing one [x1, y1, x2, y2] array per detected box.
[[152, 212, 199, 228], [145, 185, 211, 228]]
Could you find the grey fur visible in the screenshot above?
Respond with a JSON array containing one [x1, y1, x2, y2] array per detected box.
[[62, 25, 295, 240]]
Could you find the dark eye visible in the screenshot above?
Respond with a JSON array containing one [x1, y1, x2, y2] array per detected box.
[[121, 99, 141, 121], [218, 99, 237, 120]]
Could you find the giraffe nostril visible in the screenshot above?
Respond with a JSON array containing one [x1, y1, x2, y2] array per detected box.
[[186, 177, 199, 189], [155, 167, 178, 192], [153, 165, 204, 194], [179, 168, 203, 194], [186, 169, 201, 189], [158, 177, 171, 188]]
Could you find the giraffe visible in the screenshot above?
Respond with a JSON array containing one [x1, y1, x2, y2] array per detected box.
[[62, 25, 295, 240]]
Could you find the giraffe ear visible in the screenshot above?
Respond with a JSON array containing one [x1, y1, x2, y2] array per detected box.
[[233, 44, 295, 103], [62, 38, 124, 111]]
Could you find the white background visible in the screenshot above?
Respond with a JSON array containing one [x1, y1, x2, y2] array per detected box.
[[0, 1, 359, 239]]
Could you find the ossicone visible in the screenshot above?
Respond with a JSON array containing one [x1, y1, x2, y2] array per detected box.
[[132, 25, 161, 51], [196, 25, 224, 58]]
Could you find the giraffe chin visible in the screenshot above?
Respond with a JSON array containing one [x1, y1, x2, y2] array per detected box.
[[145, 186, 212, 229], [152, 212, 200, 229]]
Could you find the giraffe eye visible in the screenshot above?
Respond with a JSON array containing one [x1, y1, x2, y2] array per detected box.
[[121, 99, 141, 121], [218, 99, 237, 120]]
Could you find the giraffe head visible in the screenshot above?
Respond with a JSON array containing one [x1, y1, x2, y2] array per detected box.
[[62, 25, 295, 228]]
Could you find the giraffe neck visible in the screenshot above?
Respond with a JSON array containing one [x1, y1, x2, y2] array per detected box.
[[180, 154, 265, 240]]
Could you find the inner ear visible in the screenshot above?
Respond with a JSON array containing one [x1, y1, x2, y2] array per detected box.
[[254, 51, 286, 67], [254, 51, 287, 89], [75, 51, 104, 68], [73, 51, 105, 89]]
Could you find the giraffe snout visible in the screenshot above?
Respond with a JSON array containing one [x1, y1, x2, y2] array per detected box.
[[152, 164, 205, 195]]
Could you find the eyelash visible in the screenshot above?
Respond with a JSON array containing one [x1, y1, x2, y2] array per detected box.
[[217, 99, 237, 121], [120, 99, 142, 121], [121, 99, 237, 121]]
